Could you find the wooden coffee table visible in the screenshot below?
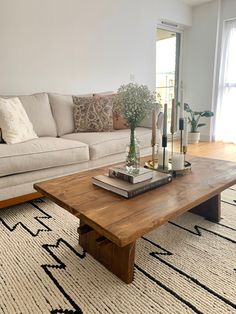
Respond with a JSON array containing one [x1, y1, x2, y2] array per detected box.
[[34, 156, 236, 284]]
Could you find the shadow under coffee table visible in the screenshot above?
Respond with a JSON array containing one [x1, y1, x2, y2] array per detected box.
[[34, 156, 236, 284]]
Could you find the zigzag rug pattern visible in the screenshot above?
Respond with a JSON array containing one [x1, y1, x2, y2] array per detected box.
[[0, 186, 235, 314]]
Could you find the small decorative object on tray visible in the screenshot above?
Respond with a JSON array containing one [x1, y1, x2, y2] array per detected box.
[[171, 160, 191, 177], [145, 157, 191, 175], [92, 172, 172, 198], [157, 147, 170, 173], [109, 165, 153, 184], [171, 153, 184, 171]]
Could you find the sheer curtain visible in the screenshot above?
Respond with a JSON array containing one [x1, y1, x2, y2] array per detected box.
[[215, 19, 236, 144]]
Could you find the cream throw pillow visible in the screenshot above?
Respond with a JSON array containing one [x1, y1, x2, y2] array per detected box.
[[0, 97, 38, 144]]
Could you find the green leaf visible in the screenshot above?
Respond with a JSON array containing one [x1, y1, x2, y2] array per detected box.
[[201, 111, 214, 117], [197, 123, 206, 128], [184, 103, 192, 113]]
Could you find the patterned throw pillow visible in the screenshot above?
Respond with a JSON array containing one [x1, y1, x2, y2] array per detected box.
[[73, 95, 114, 132]]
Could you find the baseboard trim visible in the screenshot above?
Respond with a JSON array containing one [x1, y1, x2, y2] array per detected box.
[[0, 192, 42, 209], [200, 134, 211, 142]]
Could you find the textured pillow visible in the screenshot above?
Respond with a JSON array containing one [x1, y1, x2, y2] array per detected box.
[[73, 95, 114, 132], [0, 97, 38, 144], [113, 112, 128, 130]]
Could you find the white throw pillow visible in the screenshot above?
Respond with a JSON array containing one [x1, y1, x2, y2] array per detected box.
[[0, 97, 38, 144]]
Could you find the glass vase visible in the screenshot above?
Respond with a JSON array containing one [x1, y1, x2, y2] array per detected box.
[[125, 127, 140, 174]]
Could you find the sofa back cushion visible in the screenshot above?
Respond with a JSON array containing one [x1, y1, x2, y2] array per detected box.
[[49, 93, 93, 136], [19, 93, 57, 137], [49, 94, 74, 136]]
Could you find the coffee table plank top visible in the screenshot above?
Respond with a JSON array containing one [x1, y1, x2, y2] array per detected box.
[[34, 156, 236, 247]]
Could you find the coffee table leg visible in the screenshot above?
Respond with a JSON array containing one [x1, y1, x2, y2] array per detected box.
[[78, 220, 135, 284], [190, 194, 221, 222]]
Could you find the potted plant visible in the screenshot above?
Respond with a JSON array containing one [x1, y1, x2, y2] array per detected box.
[[184, 103, 214, 144], [114, 83, 155, 172]]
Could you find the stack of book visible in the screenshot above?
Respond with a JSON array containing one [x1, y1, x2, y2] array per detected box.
[[92, 165, 172, 198]]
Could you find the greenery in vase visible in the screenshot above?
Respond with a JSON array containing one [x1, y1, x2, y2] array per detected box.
[[183, 103, 214, 133], [114, 83, 155, 171], [114, 83, 156, 130]]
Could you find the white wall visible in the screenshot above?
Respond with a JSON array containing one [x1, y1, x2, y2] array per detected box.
[[183, 0, 219, 140], [183, 0, 236, 141], [0, 0, 191, 95], [222, 0, 236, 20]]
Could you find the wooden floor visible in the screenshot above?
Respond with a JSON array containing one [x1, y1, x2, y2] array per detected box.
[[173, 141, 236, 162]]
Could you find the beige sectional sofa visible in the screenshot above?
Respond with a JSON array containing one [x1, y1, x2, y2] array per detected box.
[[0, 92, 163, 207]]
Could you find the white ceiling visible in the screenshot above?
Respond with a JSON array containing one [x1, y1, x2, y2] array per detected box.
[[181, 0, 213, 6]]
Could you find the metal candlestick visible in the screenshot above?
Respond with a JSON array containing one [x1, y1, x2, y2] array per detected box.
[[161, 134, 167, 171], [183, 145, 187, 163], [163, 148, 166, 170], [179, 118, 184, 153]]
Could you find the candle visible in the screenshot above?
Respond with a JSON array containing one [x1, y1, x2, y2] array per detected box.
[[158, 148, 169, 167], [180, 82, 184, 120], [152, 110, 157, 146], [183, 116, 188, 147], [172, 153, 184, 170], [170, 98, 176, 134], [163, 103, 167, 136]]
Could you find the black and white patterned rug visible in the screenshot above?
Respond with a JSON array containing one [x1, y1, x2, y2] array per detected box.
[[0, 186, 236, 314]]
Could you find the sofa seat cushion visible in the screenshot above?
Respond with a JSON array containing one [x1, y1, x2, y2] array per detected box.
[[62, 127, 153, 160], [0, 137, 89, 177]]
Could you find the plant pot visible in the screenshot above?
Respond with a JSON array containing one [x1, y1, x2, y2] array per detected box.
[[188, 132, 200, 144]]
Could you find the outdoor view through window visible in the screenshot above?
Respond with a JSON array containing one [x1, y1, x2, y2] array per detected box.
[[156, 28, 180, 133]]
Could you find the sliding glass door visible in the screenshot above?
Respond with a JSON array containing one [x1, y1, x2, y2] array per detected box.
[[156, 28, 181, 133]]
